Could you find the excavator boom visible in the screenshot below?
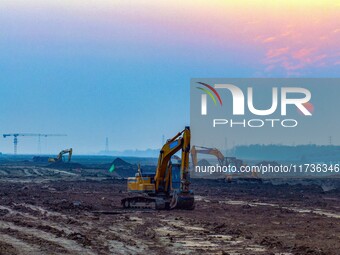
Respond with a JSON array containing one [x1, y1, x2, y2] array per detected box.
[[191, 146, 225, 167]]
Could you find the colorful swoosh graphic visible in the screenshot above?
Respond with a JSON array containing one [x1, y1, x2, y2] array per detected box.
[[196, 82, 223, 106]]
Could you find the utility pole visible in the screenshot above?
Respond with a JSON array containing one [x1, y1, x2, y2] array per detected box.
[[14, 136, 18, 155], [105, 137, 109, 153], [38, 135, 41, 154]]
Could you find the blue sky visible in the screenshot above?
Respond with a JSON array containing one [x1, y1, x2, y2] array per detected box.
[[0, 1, 339, 154]]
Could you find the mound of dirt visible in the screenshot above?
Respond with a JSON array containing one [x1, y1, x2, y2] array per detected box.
[[109, 158, 137, 178], [114, 167, 137, 178], [112, 158, 132, 167]]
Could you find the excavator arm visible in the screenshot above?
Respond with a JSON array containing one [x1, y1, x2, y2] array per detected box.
[[154, 127, 191, 193], [60, 148, 73, 162], [49, 148, 73, 163], [191, 146, 225, 167], [191, 146, 260, 181]]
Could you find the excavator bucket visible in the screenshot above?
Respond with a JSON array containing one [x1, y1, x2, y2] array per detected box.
[[170, 191, 195, 210]]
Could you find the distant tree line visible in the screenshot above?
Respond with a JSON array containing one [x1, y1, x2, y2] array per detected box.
[[233, 144, 340, 162]]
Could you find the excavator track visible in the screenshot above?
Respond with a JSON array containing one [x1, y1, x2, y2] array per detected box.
[[122, 192, 195, 210], [121, 196, 167, 210]]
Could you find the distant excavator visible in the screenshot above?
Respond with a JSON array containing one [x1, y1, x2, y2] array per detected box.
[[48, 148, 73, 163], [121, 127, 194, 210], [191, 146, 225, 166], [191, 145, 259, 181]]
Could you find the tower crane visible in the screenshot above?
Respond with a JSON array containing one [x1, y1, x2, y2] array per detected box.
[[2, 133, 67, 155]]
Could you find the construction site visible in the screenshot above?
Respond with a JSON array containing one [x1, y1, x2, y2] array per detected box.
[[0, 127, 339, 255], [2, 1, 340, 254]]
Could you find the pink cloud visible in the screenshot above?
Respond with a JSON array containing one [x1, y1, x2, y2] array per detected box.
[[262, 37, 276, 43], [266, 47, 289, 59], [259, 23, 338, 74]]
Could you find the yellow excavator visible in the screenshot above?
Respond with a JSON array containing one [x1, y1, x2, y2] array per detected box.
[[191, 146, 225, 166], [48, 148, 73, 163], [121, 127, 194, 210], [191, 145, 259, 181]]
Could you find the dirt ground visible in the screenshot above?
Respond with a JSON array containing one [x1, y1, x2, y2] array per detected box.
[[0, 161, 339, 255]]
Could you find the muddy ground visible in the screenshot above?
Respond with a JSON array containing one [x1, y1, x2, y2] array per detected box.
[[0, 160, 339, 255]]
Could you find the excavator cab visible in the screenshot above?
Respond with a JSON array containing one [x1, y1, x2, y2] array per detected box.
[[170, 157, 181, 190], [127, 165, 155, 193]]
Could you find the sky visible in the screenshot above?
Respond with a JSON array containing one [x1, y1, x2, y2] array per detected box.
[[0, 0, 339, 154]]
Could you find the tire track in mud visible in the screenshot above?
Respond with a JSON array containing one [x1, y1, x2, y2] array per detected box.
[[155, 217, 267, 254], [0, 166, 77, 180], [1, 203, 270, 255], [0, 201, 284, 255], [195, 195, 340, 254], [104, 215, 154, 255], [0, 227, 68, 255], [0, 220, 94, 255], [0, 203, 149, 255], [103, 212, 269, 255], [196, 195, 340, 219], [0, 233, 42, 255], [0, 204, 97, 255], [0, 239, 19, 255]]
